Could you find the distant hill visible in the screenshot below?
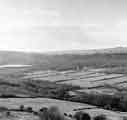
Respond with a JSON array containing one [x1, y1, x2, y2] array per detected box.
[[45, 47, 127, 55], [0, 47, 127, 71]]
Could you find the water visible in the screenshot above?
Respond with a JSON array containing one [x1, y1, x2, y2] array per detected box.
[[0, 64, 31, 68]]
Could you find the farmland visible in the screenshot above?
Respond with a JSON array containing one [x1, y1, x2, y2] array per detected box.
[[20, 67, 127, 114], [24, 68, 127, 92], [1, 52, 127, 119], [1, 65, 127, 101], [0, 98, 126, 120]]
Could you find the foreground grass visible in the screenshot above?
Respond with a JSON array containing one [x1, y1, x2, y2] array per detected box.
[[0, 105, 125, 120]]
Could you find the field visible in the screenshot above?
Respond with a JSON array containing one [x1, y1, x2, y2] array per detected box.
[[24, 68, 127, 95], [0, 112, 38, 120], [0, 64, 127, 119], [0, 98, 126, 120]]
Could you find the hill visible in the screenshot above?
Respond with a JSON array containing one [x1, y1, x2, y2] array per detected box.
[[0, 47, 127, 71]]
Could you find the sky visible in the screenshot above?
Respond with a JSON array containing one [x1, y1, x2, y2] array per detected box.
[[0, 0, 127, 52]]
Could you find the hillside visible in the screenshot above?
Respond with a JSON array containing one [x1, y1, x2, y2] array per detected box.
[[0, 48, 127, 119], [0, 47, 127, 72]]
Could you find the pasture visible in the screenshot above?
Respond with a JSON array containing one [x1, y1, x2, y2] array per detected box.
[[1, 65, 127, 97], [24, 68, 127, 93], [0, 65, 127, 119], [0, 98, 126, 120]]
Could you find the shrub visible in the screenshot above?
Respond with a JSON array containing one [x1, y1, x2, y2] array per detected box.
[[68, 114, 72, 118], [81, 113, 91, 120], [73, 111, 91, 120], [39, 107, 48, 112], [5, 111, 11, 117], [33, 111, 38, 115], [73, 111, 83, 120], [0, 106, 8, 112], [48, 106, 64, 120], [26, 106, 33, 112], [39, 106, 65, 120], [94, 114, 107, 120], [64, 113, 67, 116], [19, 105, 24, 111]]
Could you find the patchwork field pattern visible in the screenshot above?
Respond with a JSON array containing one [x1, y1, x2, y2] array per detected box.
[[0, 66, 127, 119], [24, 68, 127, 95]]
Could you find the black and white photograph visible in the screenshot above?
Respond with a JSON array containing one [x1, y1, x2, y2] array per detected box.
[[0, 0, 127, 120]]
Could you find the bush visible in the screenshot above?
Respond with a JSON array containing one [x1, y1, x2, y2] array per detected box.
[[0, 106, 8, 112], [19, 105, 24, 111], [73, 111, 91, 120], [5, 111, 11, 117], [81, 113, 91, 120], [39, 106, 65, 120], [48, 106, 64, 120], [33, 111, 38, 115], [94, 114, 107, 120], [68, 114, 72, 118], [39, 107, 48, 112], [64, 113, 67, 116], [26, 106, 33, 112]]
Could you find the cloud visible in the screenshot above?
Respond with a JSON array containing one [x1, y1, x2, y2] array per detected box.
[[0, 0, 127, 51], [77, 19, 127, 48]]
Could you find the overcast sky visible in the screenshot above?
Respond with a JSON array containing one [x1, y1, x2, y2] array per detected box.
[[0, 0, 127, 52]]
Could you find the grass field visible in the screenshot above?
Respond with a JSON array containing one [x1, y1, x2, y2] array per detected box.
[[0, 98, 126, 120], [24, 68, 127, 92], [0, 65, 127, 97], [0, 65, 127, 119], [0, 111, 38, 120]]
